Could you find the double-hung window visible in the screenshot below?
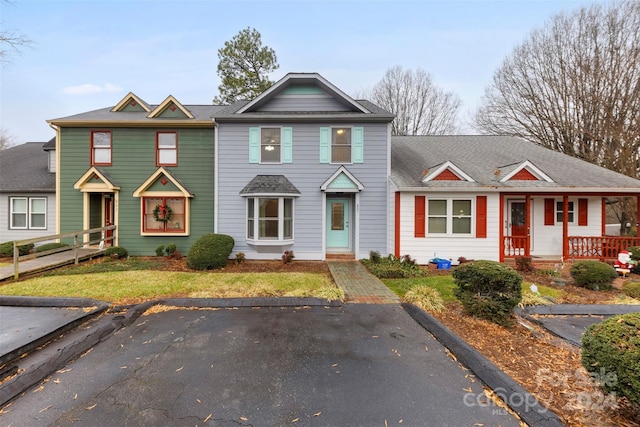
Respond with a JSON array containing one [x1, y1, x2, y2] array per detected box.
[[332, 128, 351, 163], [556, 201, 575, 223], [10, 197, 47, 229], [427, 199, 472, 235], [91, 131, 112, 165], [157, 132, 177, 166], [248, 127, 292, 164], [247, 197, 293, 243]]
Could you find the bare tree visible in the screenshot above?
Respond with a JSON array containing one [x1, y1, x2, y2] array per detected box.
[[1, 1, 33, 64], [368, 66, 461, 135], [0, 128, 17, 150], [474, 0, 640, 232]]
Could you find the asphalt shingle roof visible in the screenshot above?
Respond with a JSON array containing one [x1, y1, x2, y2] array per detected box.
[[391, 135, 640, 191], [240, 175, 301, 195], [0, 142, 55, 192]]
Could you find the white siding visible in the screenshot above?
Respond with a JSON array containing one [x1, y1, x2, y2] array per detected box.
[[398, 192, 500, 264], [0, 193, 57, 244]]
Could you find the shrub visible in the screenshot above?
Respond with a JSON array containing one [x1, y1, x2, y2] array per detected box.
[[622, 282, 640, 300], [369, 250, 382, 264], [282, 250, 295, 264], [186, 234, 234, 271], [515, 256, 534, 272], [235, 252, 246, 264], [581, 313, 640, 409], [0, 241, 34, 257], [165, 243, 177, 257], [569, 260, 617, 290], [629, 247, 640, 274], [361, 254, 427, 279], [403, 285, 445, 312], [155, 245, 165, 257], [452, 260, 522, 327], [104, 246, 128, 259], [35, 242, 69, 254]]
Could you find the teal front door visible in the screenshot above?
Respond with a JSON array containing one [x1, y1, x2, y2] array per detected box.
[[327, 199, 350, 249]]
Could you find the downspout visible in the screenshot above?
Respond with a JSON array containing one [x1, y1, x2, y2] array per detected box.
[[213, 119, 218, 233], [48, 122, 61, 235]]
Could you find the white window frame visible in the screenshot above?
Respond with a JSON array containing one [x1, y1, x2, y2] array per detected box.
[[156, 131, 178, 166], [331, 127, 352, 164], [246, 196, 294, 245], [555, 200, 576, 224], [426, 198, 473, 236], [9, 197, 47, 230], [260, 127, 282, 164]]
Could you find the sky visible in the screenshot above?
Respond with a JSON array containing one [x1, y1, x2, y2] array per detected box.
[[1, 0, 607, 144]]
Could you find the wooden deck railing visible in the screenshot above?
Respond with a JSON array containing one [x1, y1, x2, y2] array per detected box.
[[503, 236, 529, 257], [569, 236, 640, 259]]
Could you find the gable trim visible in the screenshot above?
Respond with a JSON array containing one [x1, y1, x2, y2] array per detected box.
[[320, 166, 365, 192], [422, 161, 475, 183], [111, 92, 151, 112], [148, 95, 194, 119], [74, 167, 120, 192], [235, 73, 371, 114], [500, 160, 554, 183], [133, 167, 194, 198]]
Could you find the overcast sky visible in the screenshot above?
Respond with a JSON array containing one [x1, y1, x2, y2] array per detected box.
[[1, 0, 604, 143]]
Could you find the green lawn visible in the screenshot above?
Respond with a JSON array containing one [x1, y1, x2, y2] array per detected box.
[[0, 259, 343, 304], [383, 275, 457, 302]]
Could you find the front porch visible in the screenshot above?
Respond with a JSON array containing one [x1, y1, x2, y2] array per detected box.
[[503, 235, 640, 262]]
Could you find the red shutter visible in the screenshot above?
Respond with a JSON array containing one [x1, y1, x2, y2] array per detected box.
[[414, 196, 425, 238], [476, 196, 487, 238], [544, 198, 555, 225], [578, 199, 588, 226]]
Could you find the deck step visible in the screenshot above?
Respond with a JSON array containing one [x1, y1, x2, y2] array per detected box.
[[326, 253, 356, 261]]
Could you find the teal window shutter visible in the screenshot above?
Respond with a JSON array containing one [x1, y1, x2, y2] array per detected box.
[[319, 127, 330, 163], [282, 127, 293, 163], [353, 127, 364, 163], [249, 127, 260, 163]]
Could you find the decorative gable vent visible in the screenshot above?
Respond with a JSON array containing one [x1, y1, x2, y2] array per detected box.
[[500, 160, 553, 183], [422, 161, 474, 183]]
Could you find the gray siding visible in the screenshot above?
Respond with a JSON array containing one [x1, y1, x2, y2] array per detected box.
[[217, 122, 389, 260], [0, 192, 56, 245], [255, 94, 353, 112]]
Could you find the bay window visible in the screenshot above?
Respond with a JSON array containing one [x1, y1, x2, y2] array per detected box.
[[246, 197, 293, 243]]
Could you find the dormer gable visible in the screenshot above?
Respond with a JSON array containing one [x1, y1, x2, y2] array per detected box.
[[235, 73, 371, 114], [422, 161, 474, 183], [321, 166, 365, 193], [111, 92, 151, 112], [74, 167, 120, 192], [133, 167, 194, 198], [147, 95, 194, 119], [499, 160, 554, 183]]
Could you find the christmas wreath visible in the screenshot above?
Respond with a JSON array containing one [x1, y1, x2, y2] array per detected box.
[[153, 203, 173, 223]]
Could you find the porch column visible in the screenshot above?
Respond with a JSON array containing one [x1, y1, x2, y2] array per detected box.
[[562, 195, 569, 260], [637, 196, 640, 232], [525, 195, 531, 257], [499, 193, 505, 262]]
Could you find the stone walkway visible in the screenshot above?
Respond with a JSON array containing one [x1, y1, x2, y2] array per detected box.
[[327, 261, 401, 304]]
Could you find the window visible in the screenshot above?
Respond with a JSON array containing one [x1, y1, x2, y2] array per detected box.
[[91, 131, 112, 165], [10, 197, 46, 229], [249, 127, 292, 164], [157, 132, 177, 166], [246, 197, 293, 243], [142, 197, 186, 233], [261, 128, 281, 163], [556, 201, 575, 223], [427, 199, 472, 235], [332, 128, 351, 163]]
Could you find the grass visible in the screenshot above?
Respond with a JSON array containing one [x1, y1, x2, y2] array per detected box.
[[0, 259, 343, 304], [383, 275, 457, 302], [522, 282, 564, 299]]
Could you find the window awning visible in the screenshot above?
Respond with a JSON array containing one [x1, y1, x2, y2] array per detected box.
[[240, 175, 301, 196]]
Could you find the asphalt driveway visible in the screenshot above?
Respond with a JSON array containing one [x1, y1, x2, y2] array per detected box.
[[0, 304, 520, 426]]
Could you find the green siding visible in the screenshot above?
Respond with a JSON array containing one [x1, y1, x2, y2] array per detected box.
[[59, 127, 215, 255], [157, 104, 189, 118], [148, 175, 180, 192], [121, 103, 146, 112]]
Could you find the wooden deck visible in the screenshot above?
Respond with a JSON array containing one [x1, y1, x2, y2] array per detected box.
[[0, 248, 105, 282]]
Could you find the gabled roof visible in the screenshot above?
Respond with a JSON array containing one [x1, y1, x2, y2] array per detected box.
[[133, 167, 194, 198], [111, 92, 151, 112], [240, 175, 301, 196], [498, 160, 553, 183], [0, 142, 55, 192], [147, 95, 194, 119], [74, 167, 120, 191], [214, 73, 394, 123], [391, 135, 640, 193], [421, 161, 474, 183], [320, 166, 364, 192]]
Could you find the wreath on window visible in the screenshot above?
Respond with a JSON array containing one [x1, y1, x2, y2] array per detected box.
[[153, 203, 173, 223]]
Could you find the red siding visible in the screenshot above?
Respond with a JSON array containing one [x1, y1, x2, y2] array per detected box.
[[432, 168, 462, 181], [509, 168, 538, 180]]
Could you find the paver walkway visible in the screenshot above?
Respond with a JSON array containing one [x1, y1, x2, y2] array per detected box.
[[328, 261, 401, 304]]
